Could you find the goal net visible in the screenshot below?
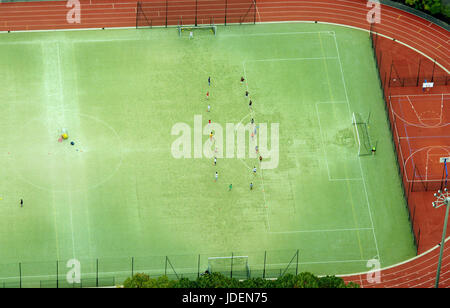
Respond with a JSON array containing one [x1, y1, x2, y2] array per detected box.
[[207, 256, 250, 279], [178, 17, 217, 38], [352, 112, 373, 156]]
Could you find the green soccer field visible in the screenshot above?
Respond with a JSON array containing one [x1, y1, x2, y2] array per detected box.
[[0, 23, 416, 287]]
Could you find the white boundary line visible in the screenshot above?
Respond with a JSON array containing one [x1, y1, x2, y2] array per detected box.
[[390, 93, 450, 98], [269, 227, 374, 234], [0, 19, 447, 73], [248, 57, 338, 62]]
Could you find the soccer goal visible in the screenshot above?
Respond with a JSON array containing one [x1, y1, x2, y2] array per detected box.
[[207, 256, 250, 279], [178, 18, 217, 38], [352, 112, 373, 156]]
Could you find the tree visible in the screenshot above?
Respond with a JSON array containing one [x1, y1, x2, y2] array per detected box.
[[404, 0, 442, 15], [122, 272, 359, 288]]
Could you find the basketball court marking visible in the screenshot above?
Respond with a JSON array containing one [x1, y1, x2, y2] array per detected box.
[[390, 94, 449, 128]]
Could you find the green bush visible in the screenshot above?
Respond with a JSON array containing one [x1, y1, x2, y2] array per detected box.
[[122, 272, 359, 288], [404, 0, 443, 15]]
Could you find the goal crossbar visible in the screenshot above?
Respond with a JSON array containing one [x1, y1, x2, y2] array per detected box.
[[178, 25, 217, 36]]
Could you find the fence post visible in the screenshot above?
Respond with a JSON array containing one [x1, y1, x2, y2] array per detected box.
[[253, 0, 257, 24], [56, 261, 59, 288], [431, 59, 436, 83], [374, 31, 378, 50], [197, 254, 200, 278], [416, 59, 421, 86], [165, 256, 168, 276], [96, 259, 99, 287], [165, 0, 168, 28], [296, 249, 299, 275], [263, 251, 266, 279], [195, 0, 198, 26], [417, 228, 420, 254], [388, 61, 393, 88], [224, 0, 228, 26], [19, 263, 22, 288], [131, 257, 134, 277], [136, 2, 139, 29], [230, 252, 234, 279]]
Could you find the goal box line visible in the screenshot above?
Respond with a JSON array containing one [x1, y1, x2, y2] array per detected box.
[[208, 256, 249, 260]]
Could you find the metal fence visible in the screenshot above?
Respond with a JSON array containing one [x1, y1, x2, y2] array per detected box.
[[0, 249, 299, 288], [136, 0, 257, 28], [368, 21, 450, 254]]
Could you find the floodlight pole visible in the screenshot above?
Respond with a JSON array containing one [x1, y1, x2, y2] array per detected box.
[[432, 188, 450, 288]]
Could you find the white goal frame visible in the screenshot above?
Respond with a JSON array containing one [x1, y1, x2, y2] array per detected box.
[[352, 112, 373, 156], [207, 256, 250, 278]]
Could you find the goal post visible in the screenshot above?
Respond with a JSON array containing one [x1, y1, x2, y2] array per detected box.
[[207, 256, 250, 279], [178, 17, 217, 37], [178, 25, 217, 37], [352, 112, 373, 156]]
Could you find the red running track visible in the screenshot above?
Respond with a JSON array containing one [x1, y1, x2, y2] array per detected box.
[[0, 0, 449, 287], [340, 237, 450, 288]]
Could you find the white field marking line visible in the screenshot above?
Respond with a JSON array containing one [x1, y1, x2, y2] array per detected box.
[[247, 57, 338, 62], [329, 178, 363, 181], [0, 31, 336, 45], [12, 112, 124, 193], [307, 21, 449, 74], [0, 19, 447, 74], [255, 1, 262, 23], [250, 1, 447, 46], [55, 42, 76, 260], [391, 103, 411, 176], [315, 103, 362, 182], [242, 61, 270, 232], [406, 95, 425, 126], [258, 19, 448, 74], [268, 227, 374, 234], [425, 150, 449, 181], [398, 136, 450, 140], [391, 93, 450, 98], [353, 112, 362, 156], [220, 31, 335, 37], [208, 256, 248, 260], [389, 103, 450, 129], [266, 260, 371, 267], [315, 103, 332, 181], [332, 33, 381, 262]]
